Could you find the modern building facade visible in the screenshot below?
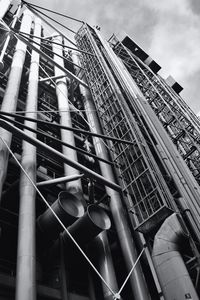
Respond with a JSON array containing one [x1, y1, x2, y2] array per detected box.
[[0, 1, 200, 300]]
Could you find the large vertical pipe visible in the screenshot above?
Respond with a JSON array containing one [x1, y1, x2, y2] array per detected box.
[[79, 76, 149, 300], [0, 0, 12, 19], [0, 4, 22, 70], [52, 34, 82, 197], [72, 53, 119, 299], [152, 214, 199, 300], [91, 232, 119, 300], [15, 16, 41, 300], [0, 9, 33, 201]]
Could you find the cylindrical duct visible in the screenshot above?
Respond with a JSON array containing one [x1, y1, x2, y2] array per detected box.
[[78, 74, 149, 300], [52, 34, 82, 197], [37, 191, 85, 241], [0, 9, 33, 201], [91, 232, 119, 300], [152, 213, 199, 300], [72, 52, 119, 300], [15, 17, 42, 300], [62, 204, 111, 247]]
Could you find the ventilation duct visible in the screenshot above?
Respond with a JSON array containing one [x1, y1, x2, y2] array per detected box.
[[62, 204, 111, 247], [152, 213, 199, 300], [37, 191, 85, 241]]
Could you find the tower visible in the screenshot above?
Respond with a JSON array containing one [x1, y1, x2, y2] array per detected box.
[[0, 1, 200, 300]]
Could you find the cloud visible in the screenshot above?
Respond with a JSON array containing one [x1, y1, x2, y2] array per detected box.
[[135, 0, 200, 112], [143, 0, 200, 79]]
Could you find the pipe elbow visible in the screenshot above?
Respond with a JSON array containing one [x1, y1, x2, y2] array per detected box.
[[152, 213, 189, 256], [152, 213, 199, 300]]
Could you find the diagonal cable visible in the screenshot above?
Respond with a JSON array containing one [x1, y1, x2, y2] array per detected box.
[[0, 136, 117, 298]]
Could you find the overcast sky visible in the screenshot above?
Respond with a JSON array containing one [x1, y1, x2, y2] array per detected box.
[[19, 0, 200, 114]]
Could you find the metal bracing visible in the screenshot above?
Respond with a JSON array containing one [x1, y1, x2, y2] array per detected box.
[[75, 24, 175, 232], [110, 36, 200, 185]]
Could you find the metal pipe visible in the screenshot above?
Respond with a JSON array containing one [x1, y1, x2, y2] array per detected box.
[[21, 2, 77, 47], [0, 114, 113, 166], [152, 213, 199, 300], [62, 204, 111, 247], [0, 0, 12, 19], [0, 111, 134, 145], [39, 74, 68, 82], [96, 28, 200, 240], [0, 9, 33, 202], [72, 52, 119, 299], [37, 174, 84, 187], [15, 15, 41, 300], [0, 119, 122, 192], [37, 191, 85, 241], [53, 34, 82, 196], [91, 232, 119, 300], [17, 32, 94, 56], [59, 234, 69, 300], [13, 31, 89, 89], [81, 82, 150, 300], [0, 4, 22, 70]]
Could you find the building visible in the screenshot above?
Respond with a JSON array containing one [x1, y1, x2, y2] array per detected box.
[[0, 1, 200, 300]]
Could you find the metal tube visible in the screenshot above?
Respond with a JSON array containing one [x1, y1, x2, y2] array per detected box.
[[95, 29, 200, 240], [22, 2, 77, 47], [72, 52, 119, 299], [0, 0, 12, 19], [15, 16, 41, 300], [152, 214, 198, 300], [13, 31, 89, 89], [0, 114, 113, 166], [0, 9, 33, 201], [81, 83, 150, 300], [91, 232, 119, 300], [37, 174, 84, 187], [0, 119, 122, 192], [0, 111, 134, 145], [0, 4, 22, 70], [53, 34, 82, 195]]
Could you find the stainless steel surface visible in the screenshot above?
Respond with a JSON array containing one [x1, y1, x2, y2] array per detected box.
[[152, 213, 199, 300], [0, 9, 33, 200], [15, 14, 40, 300]]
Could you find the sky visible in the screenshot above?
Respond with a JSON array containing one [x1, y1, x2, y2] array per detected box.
[[14, 0, 200, 114]]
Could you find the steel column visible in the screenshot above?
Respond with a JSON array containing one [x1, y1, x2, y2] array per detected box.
[[15, 16, 41, 300], [0, 9, 33, 201], [53, 34, 82, 196], [82, 84, 150, 300]]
